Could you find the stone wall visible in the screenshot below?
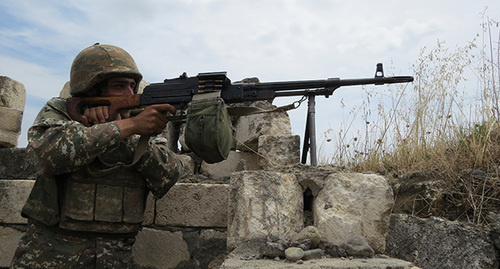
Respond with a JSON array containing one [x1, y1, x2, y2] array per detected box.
[[0, 76, 302, 268], [0, 136, 299, 269], [1, 76, 499, 269]]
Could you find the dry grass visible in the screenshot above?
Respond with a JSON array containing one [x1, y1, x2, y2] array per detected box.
[[323, 16, 500, 225]]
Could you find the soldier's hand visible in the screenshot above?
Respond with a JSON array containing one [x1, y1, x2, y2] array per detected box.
[[117, 104, 176, 138], [81, 106, 110, 126]]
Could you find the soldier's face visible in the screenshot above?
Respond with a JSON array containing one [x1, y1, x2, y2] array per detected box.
[[103, 77, 136, 97], [103, 77, 136, 119]]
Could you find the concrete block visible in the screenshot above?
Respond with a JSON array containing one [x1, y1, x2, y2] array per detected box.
[[143, 193, 155, 226], [0, 76, 26, 148], [0, 107, 23, 148], [0, 180, 34, 224], [0, 76, 25, 110], [200, 151, 260, 180], [227, 171, 303, 250], [315, 172, 394, 253], [233, 103, 292, 152], [156, 183, 230, 227], [0, 148, 37, 179], [133, 227, 190, 269], [0, 227, 24, 268], [258, 135, 300, 169], [177, 154, 196, 177]]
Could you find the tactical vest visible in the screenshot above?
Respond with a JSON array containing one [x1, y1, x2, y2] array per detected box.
[[59, 143, 147, 234]]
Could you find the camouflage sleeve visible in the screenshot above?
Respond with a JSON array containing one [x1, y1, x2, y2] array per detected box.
[[134, 137, 182, 199], [28, 99, 123, 175], [29, 98, 182, 197]]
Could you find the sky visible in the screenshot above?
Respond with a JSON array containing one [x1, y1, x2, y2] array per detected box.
[[1, 0, 498, 162]]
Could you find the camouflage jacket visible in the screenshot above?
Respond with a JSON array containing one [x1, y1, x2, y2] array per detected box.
[[22, 97, 182, 227]]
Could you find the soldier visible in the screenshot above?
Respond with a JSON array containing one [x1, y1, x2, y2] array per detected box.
[[10, 44, 182, 268]]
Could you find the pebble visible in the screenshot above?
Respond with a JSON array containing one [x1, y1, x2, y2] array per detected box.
[[285, 247, 304, 262]]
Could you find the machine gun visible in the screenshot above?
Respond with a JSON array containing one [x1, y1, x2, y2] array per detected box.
[[67, 63, 413, 165]]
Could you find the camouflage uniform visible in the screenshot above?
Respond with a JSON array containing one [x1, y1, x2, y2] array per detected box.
[[11, 45, 182, 268]]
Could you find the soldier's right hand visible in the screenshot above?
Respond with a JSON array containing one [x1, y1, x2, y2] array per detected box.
[[117, 104, 176, 138]]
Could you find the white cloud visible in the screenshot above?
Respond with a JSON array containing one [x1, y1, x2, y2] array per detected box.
[[1, 0, 498, 155], [0, 55, 68, 99]]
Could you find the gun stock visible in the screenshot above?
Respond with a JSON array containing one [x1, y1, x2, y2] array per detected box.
[[67, 95, 142, 123]]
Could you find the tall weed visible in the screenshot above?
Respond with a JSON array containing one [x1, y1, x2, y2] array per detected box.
[[324, 15, 500, 225]]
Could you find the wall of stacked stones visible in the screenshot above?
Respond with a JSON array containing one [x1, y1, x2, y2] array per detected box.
[[1, 76, 498, 269], [0, 76, 300, 268]]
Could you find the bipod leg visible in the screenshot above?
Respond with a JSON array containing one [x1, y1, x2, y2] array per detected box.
[[301, 113, 310, 164], [301, 95, 317, 166]]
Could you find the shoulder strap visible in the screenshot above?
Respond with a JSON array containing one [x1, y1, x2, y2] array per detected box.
[[87, 135, 150, 177], [227, 103, 297, 117]]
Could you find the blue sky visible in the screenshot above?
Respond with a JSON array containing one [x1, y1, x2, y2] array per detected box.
[[1, 0, 498, 160]]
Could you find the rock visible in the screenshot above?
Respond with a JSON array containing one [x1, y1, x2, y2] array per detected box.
[[289, 238, 311, 250], [284, 247, 304, 262], [302, 249, 324, 260], [315, 172, 394, 253], [231, 101, 292, 152], [386, 214, 498, 269], [0, 76, 26, 148], [343, 235, 375, 257], [320, 241, 347, 258], [258, 135, 300, 169], [292, 226, 322, 248], [259, 242, 285, 259], [487, 212, 500, 256], [227, 171, 303, 250]]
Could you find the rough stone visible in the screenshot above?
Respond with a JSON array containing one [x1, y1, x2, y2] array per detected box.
[[260, 242, 286, 259], [386, 214, 498, 269], [181, 229, 228, 269], [302, 249, 325, 260], [0, 148, 38, 179], [0, 180, 34, 224], [133, 227, 190, 269], [344, 235, 375, 257], [0, 76, 25, 110], [487, 212, 500, 259], [314, 172, 394, 253], [0, 76, 26, 148], [258, 135, 300, 170], [0, 226, 24, 268], [320, 241, 347, 258], [232, 101, 292, 152], [292, 226, 322, 248], [285, 247, 304, 261], [0, 108, 24, 148], [142, 193, 155, 226], [59, 81, 71, 98], [227, 171, 303, 250], [176, 153, 196, 177], [156, 183, 229, 227], [200, 151, 260, 180]]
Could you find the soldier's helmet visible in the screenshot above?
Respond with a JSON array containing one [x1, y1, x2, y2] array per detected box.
[[69, 43, 143, 96]]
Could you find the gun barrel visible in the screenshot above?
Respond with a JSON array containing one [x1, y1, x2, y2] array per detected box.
[[340, 76, 414, 86], [234, 75, 414, 100], [236, 79, 340, 91]]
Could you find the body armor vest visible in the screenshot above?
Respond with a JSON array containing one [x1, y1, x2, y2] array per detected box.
[[59, 143, 147, 234]]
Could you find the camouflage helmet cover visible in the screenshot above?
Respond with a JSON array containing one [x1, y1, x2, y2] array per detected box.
[[69, 43, 143, 96]]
